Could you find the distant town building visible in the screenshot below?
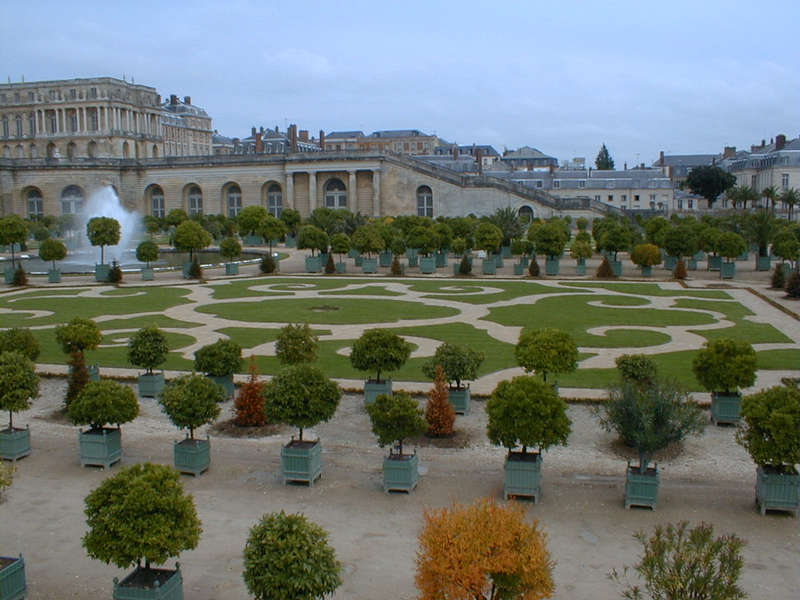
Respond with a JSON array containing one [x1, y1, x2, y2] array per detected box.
[[726, 134, 800, 200], [500, 146, 558, 171], [160, 94, 213, 157], [212, 125, 322, 155], [433, 144, 500, 170]]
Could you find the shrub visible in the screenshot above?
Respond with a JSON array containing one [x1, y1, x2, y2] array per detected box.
[[159, 374, 223, 439], [275, 323, 318, 365], [234, 358, 266, 427], [366, 392, 426, 456], [324, 252, 336, 273], [220, 236, 242, 261], [615, 354, 657, 387], [86, 216, 121, 264], [630, 243, 661, 268], [259, 254, 276, 274], [135, 240, 159, 267], [571, 240, 593, 262], [0, 327, 40, 361], [0, 462, 16, 502], [736, 385, 800, 471], [771, 264, 786, 289], [194, 339, 242, 376], [174, 219, 212, 262], [350, 329, 412, 382], [108, 262, 123, 283], [515, 328, 578, 383], [56, 317, 102, 406], [391, 256, 403, 276], [12, 265, 27, 286], [0, 351, 39, 430], [127, 326, 169, 374], [672, 259, 687, 280], [188, 259, 202, 279], [416, 498, 554, 600], [68, 379, 139, 430], [66, 351, 89, 406], [459, 254, 472, 275], [243, 511, 341, 600], [596, 256, 615, 278], [39, 237, 67, 269], [786, 271, 800, 298], [692, 339, 757, 395], [426, 364, 455, 437], [527, 257, 540, 277], [421, 343, 484, 389], [611, 521, 745, 600]]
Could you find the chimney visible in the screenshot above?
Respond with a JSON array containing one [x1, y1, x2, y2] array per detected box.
[[476, 148, 484, 174], [659, 150, 664, 166], [156, 94, 161, 104], [624, 162, 627, 170], [319, 130, 325, 150], [723, 146, 736, 159], [251, 126, 257, 136], [299, 129, 309, 142], [260, 126, 264, 134], [255, 132, 263, 153], [183, 96, 191, 105], [761, 139, 766, 147], [170, 94, 178, 105], [289, 124, 298, 152], [452, 145, 459, 159], [776, 134, 786, 150]]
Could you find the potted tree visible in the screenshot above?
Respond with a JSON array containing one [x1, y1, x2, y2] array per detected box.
[[366, 392, 426, 493], [83, 462, 201, 599], [433, 222, 453, 268], [280, 208, 302, 247], [0, 552, 27, 600], [194, 338, 242, 399], [0, 215, 28, 284], [597, 379, 705, 509], [407, 225, 437, 274], [534, 221, 569, 276], [475, 222, 503, 275], [717, 231, 747, 279], [772, 228, 799, 277], [662, 223, 697, 277], [298, 224, 329, 273], [38, 237, 67, 283], [630, 243, 661, 277], [87, 216, 121, 282], [486, 375, 571, 501], [275, 322, 318, 365], [55, 316, 102, 406], [263, 364, 341, 485], [219, 236, 242, 275], [737, 385, 800, 516], [598, 222, 633, 276], [351, 224, 385, 274], [243, 512, 341, 600], [173, 220, 212, 279], [0, 351, 39, 461], [127, 326, 169, 398], [257, 214, 287, 271], [744, 211, 777, 272], [515, 328, 578, 390], [136, 239, 159, 281], [67, 380, 139, 469], [698, 226, 723, 271], [330, 232, 351, 273], [159, 374, 223, 476], [0, 327, 40, 362], [570, 239, 593, 276], [421, 343, 484, 415], [692, 338, 757, 425], [350, 329, 412, 405], [237, 205, 268, 246], [511, 238, 533, 275]]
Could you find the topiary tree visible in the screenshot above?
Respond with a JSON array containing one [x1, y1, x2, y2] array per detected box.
[[737, 385, 800, 473], [166, 208, 189, 228], [234, 357, 266, 427], [243, 511, 342, 600], [630, 243, 661, 269], [596, 255, 615, 278], [772, 229, 799, 270], [351, 224, 386, 258], [692, 339, 757, 396], [38, 238, 67, 271], [0, 327, 40, 361], [263, 364, 341, 441], [786, 271, 800, 299], [0, 351, 39, 431], [159, 374, 223, 440], [173, 219, 212, 262], [599, 222, 633, 261], [275, 323, 318, 365], [421, 343, 484, 391], [135, 239, 159, 269], [615, 354, 658, 388], [717, 231, 747, 263], [474, 222, 502, 256], [426, 364, 455, 437], [127, 326, 168, 375], [662, 224, 697, 262], [298, 224, 329, 256], [406, 225, 437, 257], [611, 521, 746, 600], [68, 380, 139, 431], [486, 375, 571, 457], [55, 317, 102, 405], [330, 232, 351, 263], [533, 221, 568, 259], [416, 497, 554, 600], [219, 236, 242, 262], [86, 216, 121, 265], [515, 328, 578, 383], [451, 237, 467, 257], [571, 239, 593, 264], [83, 462, 201, 573], [258, 214, 288, 256], [280, 208, 302, 238], [194, 339, 242, 377], [366, 392, 426, 456], [350, 329, 412, 383], [237, 205, 268, 237], [0, 214, 29, 269]]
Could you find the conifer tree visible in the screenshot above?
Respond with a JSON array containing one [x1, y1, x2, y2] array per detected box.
[[426, 365, 455, 437], [234, 357, 266, 427], [595, 143, 615, 170]]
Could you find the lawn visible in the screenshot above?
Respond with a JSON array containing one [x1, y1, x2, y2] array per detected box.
[[218, 326, 332, 349], [675, 298, 792, 344], [561, 282, 732, 299]]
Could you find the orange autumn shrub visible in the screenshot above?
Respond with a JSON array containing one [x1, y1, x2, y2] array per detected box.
[[425, 364, 455, 437], [234, 357, 266, 426]]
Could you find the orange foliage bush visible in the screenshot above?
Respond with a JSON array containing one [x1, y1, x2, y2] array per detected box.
[[234, 357, 266, 426], [425, 364, 455, 437], [416, 497, 554, 600]]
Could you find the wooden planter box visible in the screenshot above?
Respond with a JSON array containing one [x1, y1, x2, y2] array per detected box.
[[576, 261, 587, 275], [208, 374, 234, 399], [0, 555, 26, 600], [137, 373, 165, 398], [364, 379, 392, 405], [756, 466, 799, 517], [244, 234, 264, 246], [625, 465, 659, 510], [174, 436, 210, 477], [285, 235, 297, 248], [481, 259, 496, 275], [640, 266, 652, 277], [494, 253, 504, 268], [48, 268, 61, 283], [449, 387, 470, 415], [708, 255, 722, 271], [435, 251, 447, 268], [95, 263, 111, 282], [610, 260, 622, 277], [3, 267, 15, 284], [419, 256, 436, 274], [0, 426, 31, 461], [362, 258, 378, 274], [225, 262, 239, 275], [545, 257, 560, 276], [513, 263, 524, 276], [711, 391, 741, 425], [181, 261, 193, 279], [383, 453, 419, 493], [503, 452, 542, 502], [379, 251, 393, 267], [335, 262, 347, 274], [79, 427, 122, 469], [281, 440, 322, 486], [720, 261, 736, 279], [305, 255, 322, 273], [756, 255, 771, 271], [113, 564, 183, 600], [141, 267, 155, 281]]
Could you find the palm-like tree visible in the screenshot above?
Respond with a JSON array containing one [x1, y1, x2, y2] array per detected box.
[[727, 185, 758, 210], [779, 188, 799, 220], [761, 185, 779, 214]]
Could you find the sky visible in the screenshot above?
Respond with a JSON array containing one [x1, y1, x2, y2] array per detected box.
[[2, 0, 798, 167]]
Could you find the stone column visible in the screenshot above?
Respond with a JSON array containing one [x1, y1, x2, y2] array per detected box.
[[348, 171, 357, 210], [309, 171, 317, 211], [55, 109, 61, 133], [372, 169, 381, 216], [285, 172, 294, 209], [81, 107, 86, 133]]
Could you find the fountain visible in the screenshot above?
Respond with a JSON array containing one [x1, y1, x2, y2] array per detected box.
[[75, 185, 144, 266]]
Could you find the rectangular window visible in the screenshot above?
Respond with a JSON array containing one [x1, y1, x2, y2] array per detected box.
[[594, 195, 600, 202], [70, 115, 78, 132], [688, 199, 694, 209], [678, 199, 684, 210], [578, 180, 585, 188], [608, 195, 614, 202], [27, 196, 43, 219], [535, 180, 542, 188], [28, 91, 34, 101], [782, 174, 790, 190], [69, 89, 77, 99], [89, 111, 98, 131], [634, 195, 640, 202], [89, 87, 97, 99], [151, 195, 165, 218], [49, 90, 56, 100], [417, 196, 433, 218], [2, 119, 8, 137], [227, 194, 242, 218], [16, 118, 22, 137], [0, 94, 5, 103], [553, 180, 560, 189], [751, 175, 757, 188], [649, 194, 656, 202], [621, 195, 627, 202]]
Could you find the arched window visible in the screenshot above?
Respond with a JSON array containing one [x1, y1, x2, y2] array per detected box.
[[267, 183, 282, 217], [27, 113, 35, 136], [187, 185, 203, 216], [518, 205, 534, 223], [46, 142, 57, 158], [149, 185, 165, 218], [15, 116, 22, 137], [152, 144, 159, 158], [61, 185, 84, 214], [87, 141, 97, 158], [66, 142, 76, 160], [227, 184, 242, 217], [29, 144, 37, 158], [416, 185, 433, 217], [122, 141, 130, 158], [16, 145, 23, 158], [26, 189, 43, 219], [325, 178, 347, 208]]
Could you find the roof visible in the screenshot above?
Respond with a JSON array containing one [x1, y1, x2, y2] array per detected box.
[[655, 154, 716, 167], [502, 146, 556, 160], [161, 99, 209, 118], [368, 129, 432, 138], [325, 130, 364, 138]]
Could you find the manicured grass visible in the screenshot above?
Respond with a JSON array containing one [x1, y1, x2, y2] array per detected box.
[[410, 280, 581, 304], [98, 315, 201, 330], [561, 282, 731, 299], [319, 285, 403, 297], [756, 349, 800, 370], [208, 277, 359, 299], [196, 298, 459, 325], [218, 326, 331, 349], [675, 298, 793, 344]]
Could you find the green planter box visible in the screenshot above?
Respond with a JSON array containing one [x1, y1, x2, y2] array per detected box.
[[383, 453, 419, 493], [610, 260, 622, 277], [362, 257, 378, 273], [481, 259, 496, 275], [348, 248, 360, 259], [513, 263, 524, 276], [113, 565, 183, 600], [693, 251, 706, 261], [494, 253, 504, 268], [736, 250, 749, 261], [419, 256, 436, 274], [137, 373, 165, 398], [519, 256, 530, 268], [0, 555, 26, 600], [756, 466, 799, 517], [79, 427, 122, 469], [435, 251, 447, 268], [244, 234, 264, 246], [95, 263, 111, 282], [3, 267, 15, 284], [687, 258, 698, 270], [48, 268, 61, 283], [449, 387, 470, 414], [174, 437, 210, 477], [379, 251, 393, 267], [545, 257, 560, 276], [756, 255, 771, 271], [88, 364, 100, 382], [501, 245, 512, 258], [406, 249, 419, 267], [640, 266, 652, 277], [781, 262, 792, 277], [504, 452, 542, 502], [335, 261, 347, 274], [208, 374, 234, 399], [711, 391, 741, 425], [281, 440, 322, 486], [285, 235, 297, 248], [364, 379, 392, 405], [0, 426, 31, 461], [708, 255, 722, 271], [182, 261, 193, 279], [354, 254, 364, 267], [141, 267, 154, 281], [625, 465, 659, 510], [720, 261, 736, 279], [305, 255, 322, 273], [664, 255, 677, 270], [576, 261, 587, 275], [225, 262, 239, 275]]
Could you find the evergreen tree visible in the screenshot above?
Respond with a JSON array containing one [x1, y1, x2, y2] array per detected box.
[[595, 144, 615, 170]]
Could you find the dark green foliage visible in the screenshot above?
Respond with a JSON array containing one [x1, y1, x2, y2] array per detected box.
[[672, 259, 687, 280], [528, 257, 540, 277], [511, 238, 533, 257], [422, 343, 484, 389], [630, 244, 660, 268], [275, 323, 318, 365], [743, 211, 777, 257], [786, 271, 800, 298], [263, 364, 341, 440], [352, 224, 386, 257], [737, 385, 800, 470], [596, 256, 615, 278], [576, 217, 589, 231], [86, 217, 121, 264], [55, 317, 102, 354], [166, 208, 189, 227], [258, 215, 288, 252], [108, 262, 123, 284], [570, 240, 593, 262], [38, 238, 67, 269], [66, 351, 89, 407], [0, 351, 39, 429], [597, 380, 705, 471], [684, 165, 736, 207], [474, 222, 503, 254], [771, 264, 786, 289], [717, 231, 747, 260], [297, 224, 329, 255], [12, 265, 27, 286], [324, 252, 336, 273], [406, 225, 437, 256], [692, 339, 757, 394], [486, 207, 523, 246], [0, 327, 40, 361], [260, 254, 276, 274], [68, 379, 139, 429], [194, 339, 242, 376], [433, 222, 453, 251], [243, 511, 342, 600], [350, 329, 412, 382], [486, 375, 571, 455], [599, 223, 633, 261], [220, 236, 242, 260], [515, 328, 578, 383], [329, 232, 351, 259], [174, 220, 212, 261], [663, 224, 697, 260], [611, 521, 746, 600], [0, 214, 29, 268], [615, 354, 658, 387], [188, 259, 202, 279], [532, 222, 569, 258], [135, 240, 159, 266], [83, 462, 201, 570], [159, 374, 223, 439], [237, 205, 268, 236], [595, 143, 615, 170], [772, 229, 799, 264], [458, 254, 472, 275], [280, 208, 302, 236], [366, 392, 426, 455], [127, 326, 169, 374]]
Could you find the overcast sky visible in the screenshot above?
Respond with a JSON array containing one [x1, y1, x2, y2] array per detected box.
[[2, 0, 798, 167]]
